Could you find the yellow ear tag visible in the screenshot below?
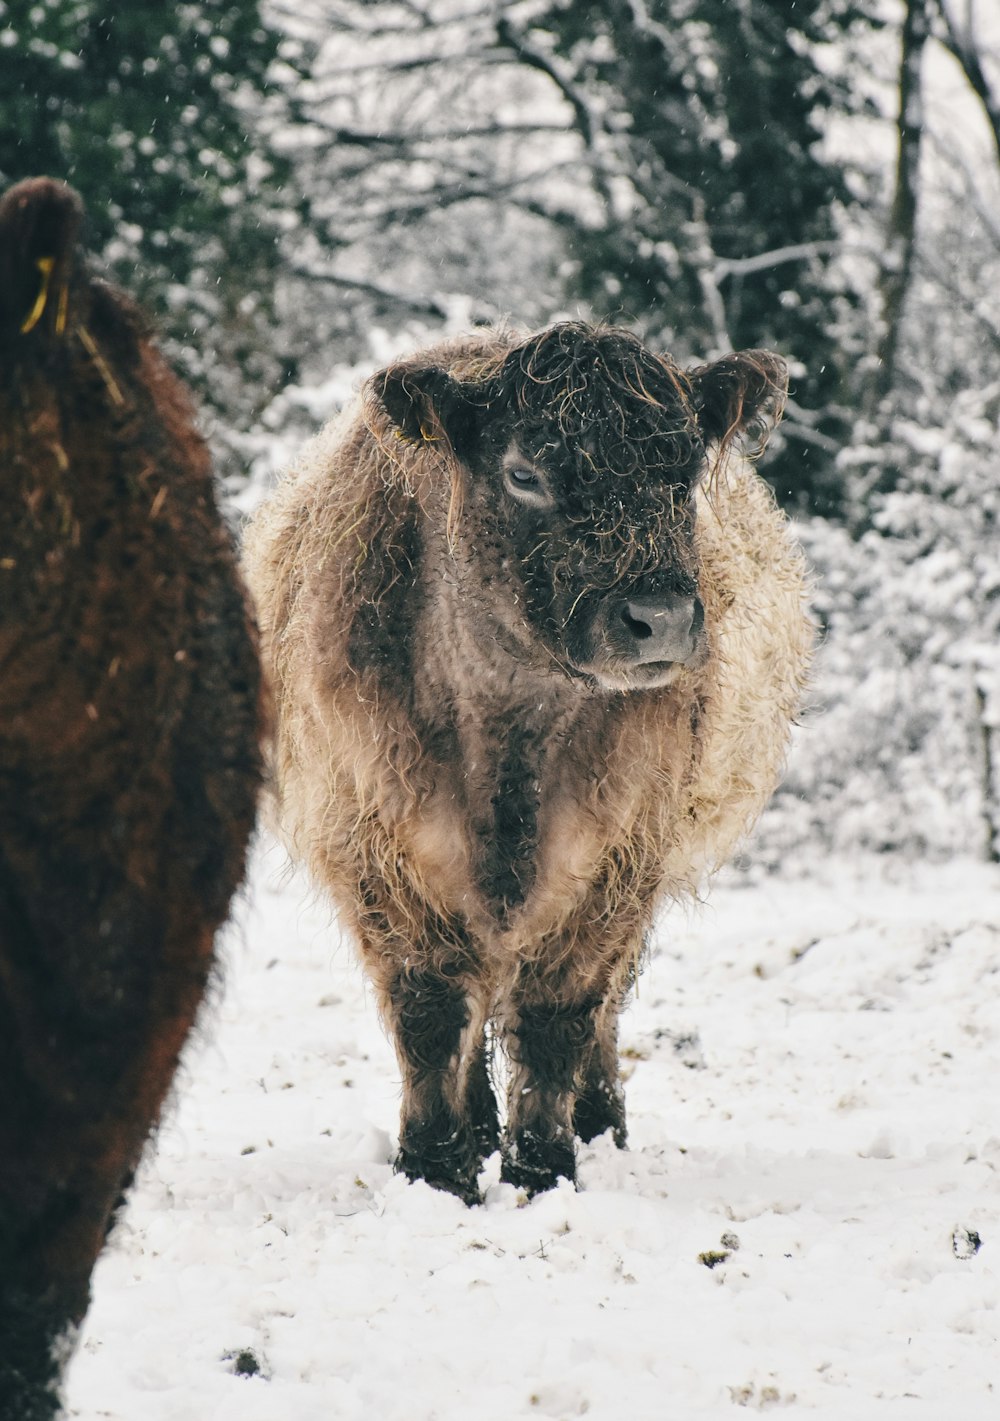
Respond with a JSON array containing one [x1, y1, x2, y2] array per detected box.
[[55, 280, 69, 336], [20, 256, 55, 334]]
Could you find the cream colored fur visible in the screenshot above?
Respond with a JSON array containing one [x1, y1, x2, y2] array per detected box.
[[242, 327, 813, 1194]]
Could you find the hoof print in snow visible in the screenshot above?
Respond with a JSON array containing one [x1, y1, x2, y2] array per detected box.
[[730, 1382, 792, 1408], [655, 1028, 707, 1070], [225, 1347, 268, 1379], [952, 1226, 982, 1260]]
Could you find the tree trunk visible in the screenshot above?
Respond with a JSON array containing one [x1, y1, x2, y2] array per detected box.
[[931, 0, 1000, 167], [867, 0, 930, 417]]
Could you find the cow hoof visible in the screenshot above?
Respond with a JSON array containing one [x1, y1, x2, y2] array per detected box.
[[500, 1130, 576, 1196], [572, 1087, 627, 1148], [394, 1138, 483, 1205]]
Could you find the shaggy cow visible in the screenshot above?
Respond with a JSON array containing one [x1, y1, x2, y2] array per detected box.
[[243, 322, 811, 1203], [0, 178, 263, 1418]]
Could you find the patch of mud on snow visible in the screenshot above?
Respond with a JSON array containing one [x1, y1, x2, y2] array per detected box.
[[68, 837, 1000, 1420]]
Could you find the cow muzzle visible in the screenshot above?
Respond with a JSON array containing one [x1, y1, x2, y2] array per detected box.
[[617, 592, 704, 666], [569, 589, 707, 691]]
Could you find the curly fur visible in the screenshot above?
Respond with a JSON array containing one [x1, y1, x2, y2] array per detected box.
[[0, 178, 264, 1417], [243, 322, 811, 1201]]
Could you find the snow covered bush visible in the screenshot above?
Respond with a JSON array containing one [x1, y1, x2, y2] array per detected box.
[[756, 385, 1000, 864]]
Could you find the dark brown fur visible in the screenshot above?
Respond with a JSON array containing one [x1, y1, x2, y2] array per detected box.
[[0, 178, 264, 1419]]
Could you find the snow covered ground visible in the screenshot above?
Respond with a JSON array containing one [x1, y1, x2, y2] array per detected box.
[[66, 836, 1000, 1420]]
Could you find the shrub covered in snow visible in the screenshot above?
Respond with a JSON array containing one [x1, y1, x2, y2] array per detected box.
[[757, 386, 1000, 865]]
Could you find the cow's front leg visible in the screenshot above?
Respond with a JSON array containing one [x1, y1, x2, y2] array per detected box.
[[388, 964, 495, 1202], [501, 991, 607, 1195], [572, 996, 628, 1148], [356, 879, 497, 1203], [500, 903, 641, 1194]]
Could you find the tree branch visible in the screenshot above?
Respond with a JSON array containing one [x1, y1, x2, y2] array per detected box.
[[348, 157, 593, 231], [491, 16, 617, 219], [301, 120, 574, 149], [712, 241, 844, 282], [929, 0, 1000, 163], [287, 264, 451, 320]]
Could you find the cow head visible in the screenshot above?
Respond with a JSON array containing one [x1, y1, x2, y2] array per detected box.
[[375, 323, 786, 692]]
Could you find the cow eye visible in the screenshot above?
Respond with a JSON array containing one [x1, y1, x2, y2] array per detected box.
[[503, 462, 552, 506], [509, 467, 539, 489]]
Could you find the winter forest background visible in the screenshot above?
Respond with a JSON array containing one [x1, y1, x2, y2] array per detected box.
[[3, 6, 1000, 1415], [1, 0, 998, 864]]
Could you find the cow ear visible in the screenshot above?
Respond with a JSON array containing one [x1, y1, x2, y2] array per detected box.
[[0, 177, 83, 337], [373, 364, 480, 461], [688, 350, 788, 455]]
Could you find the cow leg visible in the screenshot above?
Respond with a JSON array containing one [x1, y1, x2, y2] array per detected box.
[[500, 922, 639, 1195], [465, 1031, 502, 1160], [0, 1000, 212, 1420], [0, 1284, 80, 1421], [0, 1154, 134, 1421], [0, 916, 215, 1421], [572, 997, 628, 1148], [501, 990, 607, 1195], [356, 877, 498, 1202], [387, 965, 497, 1202]]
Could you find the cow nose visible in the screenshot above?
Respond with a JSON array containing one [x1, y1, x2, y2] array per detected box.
[[619, 593, 703, 664]]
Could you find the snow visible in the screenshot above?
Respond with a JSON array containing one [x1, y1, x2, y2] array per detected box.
[[65, 838, 1000, 1420]]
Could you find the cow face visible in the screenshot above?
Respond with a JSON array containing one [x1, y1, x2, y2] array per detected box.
[[376, 324, 786, 692]]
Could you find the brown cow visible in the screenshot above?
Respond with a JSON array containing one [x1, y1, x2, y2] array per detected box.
[[243, 322, 812, 1203], [0, 178, 263, 1418]]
